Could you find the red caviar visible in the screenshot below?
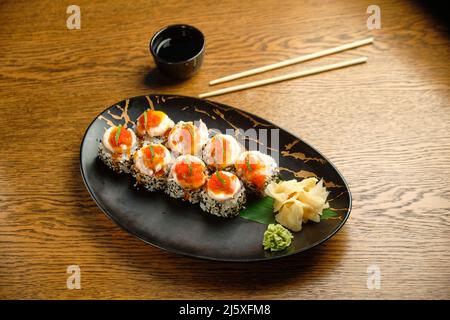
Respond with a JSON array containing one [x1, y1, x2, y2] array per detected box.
[[108, 126, 132, 150], [137, 110, 165, 134], [207, 172, 236, 195], [236, 154, 266, 189], [174, 161, 205, 189], [142, 145, 166, 173]]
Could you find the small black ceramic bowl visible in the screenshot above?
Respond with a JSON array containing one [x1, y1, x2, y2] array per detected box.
[[149, 24, 205, 79]]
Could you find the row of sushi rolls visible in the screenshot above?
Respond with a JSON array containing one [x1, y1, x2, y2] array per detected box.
[[98, 109, 278, 218]]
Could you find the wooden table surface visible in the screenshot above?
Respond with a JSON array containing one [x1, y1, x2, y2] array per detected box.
[[1, 0, 449, 300]]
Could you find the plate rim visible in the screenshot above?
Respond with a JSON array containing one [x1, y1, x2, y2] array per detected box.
[[79, 93, 352, 262]]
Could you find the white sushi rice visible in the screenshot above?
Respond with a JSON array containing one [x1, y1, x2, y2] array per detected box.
[[200, 185, 246, 218]]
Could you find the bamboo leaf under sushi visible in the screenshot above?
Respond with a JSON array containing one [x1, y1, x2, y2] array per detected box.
[[320, 208, 338, 220], [239, 196, 276, 225]]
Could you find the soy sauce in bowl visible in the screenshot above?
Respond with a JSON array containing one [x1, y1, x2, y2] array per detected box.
[[156, 38, 201, 63], [150, 24, 205, 79]]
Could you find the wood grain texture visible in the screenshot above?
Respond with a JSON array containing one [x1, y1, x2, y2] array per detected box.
[[0, 0, 449, 299]]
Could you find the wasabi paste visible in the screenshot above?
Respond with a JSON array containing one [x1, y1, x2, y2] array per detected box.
[[263, 224, 293, 251]]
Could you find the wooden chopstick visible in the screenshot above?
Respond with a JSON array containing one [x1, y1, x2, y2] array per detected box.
[[209, 37, 373, 86], [198, 57, 367, 99]]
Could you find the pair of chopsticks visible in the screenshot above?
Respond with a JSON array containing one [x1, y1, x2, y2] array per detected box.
[[198, 37, 373, 98]]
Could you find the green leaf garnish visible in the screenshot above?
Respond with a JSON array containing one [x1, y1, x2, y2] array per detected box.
[[239, 196, 276, 225], [246, 156, 253, 172], [143, 110, 148, 129], [215, 171, 226, 186], [115, 124, 122, 145], [187, 161, 193, 176], [148, 145, 155, 162], [321, 208, 338, 220]]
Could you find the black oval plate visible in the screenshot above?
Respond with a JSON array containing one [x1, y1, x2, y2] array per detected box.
[[80, 94, 351, 261]]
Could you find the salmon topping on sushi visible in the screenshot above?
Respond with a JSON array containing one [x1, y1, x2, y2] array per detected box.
[[172, 155, 207, 190], [102, 124, 137, 156], [236, 153, 265, 188], [203, 134, 242, 169], [200, 170, 245, 217], [235, 151, 277, 189], [108, 125, 133, 151], [99, 124, 138, 173], [167, 120, 208, 156], [136, 109, 174, 138], [207, 171, 241, 200], [140, 144, 171, 176], [211, 137, 229, 164], [131, 143, 172, 191]]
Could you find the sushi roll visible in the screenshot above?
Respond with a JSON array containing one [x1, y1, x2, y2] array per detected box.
[[235, 151, 278, 195], [131, 143, 173, 191], [98, 124, 138, 173], [200, 171, 246, 218], [202, 134, 243, 171], [136, 109, 174, 143], [167, 120, 208, 157], [166, 155, 207, 203]]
